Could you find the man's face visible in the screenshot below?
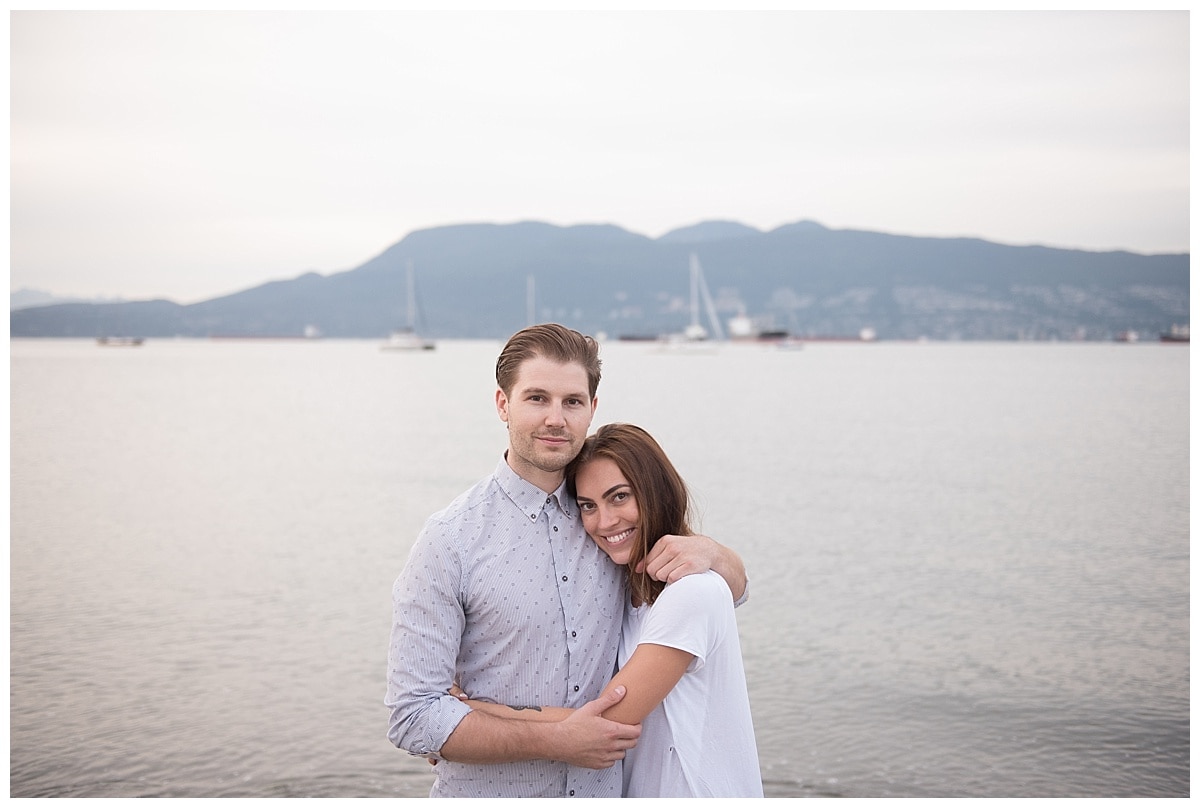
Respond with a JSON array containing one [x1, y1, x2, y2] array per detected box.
[[496, 355, 597, 491]]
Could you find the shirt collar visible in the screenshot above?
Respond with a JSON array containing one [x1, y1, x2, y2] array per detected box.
[[495, 455, 576, 520]]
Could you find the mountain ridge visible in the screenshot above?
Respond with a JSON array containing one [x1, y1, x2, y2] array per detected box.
[[10, 219, 1189, 341]]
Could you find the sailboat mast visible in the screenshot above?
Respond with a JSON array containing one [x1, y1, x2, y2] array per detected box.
[[698, 261, 725, 341], [686, 253, 725, 341], [407, 260, 417, 330]]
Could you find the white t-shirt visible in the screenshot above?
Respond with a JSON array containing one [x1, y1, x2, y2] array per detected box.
[[619, 570, 763, 798]]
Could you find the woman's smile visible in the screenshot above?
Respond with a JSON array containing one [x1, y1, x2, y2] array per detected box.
[[601, 526, 636, 546]]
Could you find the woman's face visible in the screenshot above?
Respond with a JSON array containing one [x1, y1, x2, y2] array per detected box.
[[574, 457, 640, 567]]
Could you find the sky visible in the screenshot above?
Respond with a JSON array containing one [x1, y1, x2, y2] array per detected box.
[[8, 9, 1192, 304]]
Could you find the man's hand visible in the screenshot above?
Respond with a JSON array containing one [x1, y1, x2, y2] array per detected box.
[[637, 533, 717, 583], [637, 533, 747, 601], [546, 686, 641, 769]]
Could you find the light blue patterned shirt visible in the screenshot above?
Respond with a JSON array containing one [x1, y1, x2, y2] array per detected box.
[[386, 457, 627, 797]]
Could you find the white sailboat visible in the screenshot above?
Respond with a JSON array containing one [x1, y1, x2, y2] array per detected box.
[[382, 260, 436, 351], [660, 253, 724, 350]]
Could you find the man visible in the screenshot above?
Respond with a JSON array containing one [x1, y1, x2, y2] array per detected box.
[[386, 323, 748, 797]]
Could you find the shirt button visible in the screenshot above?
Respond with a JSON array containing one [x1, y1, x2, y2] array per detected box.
[[553, 526, 559, 532], [569, 790, 575, 796], [571, 630, 577, 638], [529, 514, 536, 521], [573, 685, 580, 692], [562, 575, 568, 582]]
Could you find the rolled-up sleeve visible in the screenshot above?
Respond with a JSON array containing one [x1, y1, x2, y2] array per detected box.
[[385, 520, 473, 759], [733, 576, 750, 609]]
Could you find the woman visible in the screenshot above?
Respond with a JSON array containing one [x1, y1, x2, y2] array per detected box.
[[457, 423, 762, 797]]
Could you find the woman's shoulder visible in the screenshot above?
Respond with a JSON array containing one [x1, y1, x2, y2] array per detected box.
[[669, 569, 727, 587], [660, 570, 730, 602], [645, 571, 733, 655]]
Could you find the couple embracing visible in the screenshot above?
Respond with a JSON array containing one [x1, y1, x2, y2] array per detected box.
[[386, 323, 762, 798]]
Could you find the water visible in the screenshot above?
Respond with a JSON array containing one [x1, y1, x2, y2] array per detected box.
[[9, 338, 1189, 797]]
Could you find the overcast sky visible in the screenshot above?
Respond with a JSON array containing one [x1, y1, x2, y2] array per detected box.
[[9, 10, 1191, 304]]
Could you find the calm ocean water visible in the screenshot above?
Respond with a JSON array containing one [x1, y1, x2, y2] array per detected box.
[[9, 337, 1189, 797]]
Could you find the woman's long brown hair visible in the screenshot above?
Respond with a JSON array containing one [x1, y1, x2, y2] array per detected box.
[[568, 423, 694, 607]]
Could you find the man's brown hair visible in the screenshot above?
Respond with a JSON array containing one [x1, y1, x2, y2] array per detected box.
[[496, 323, 602, 399]]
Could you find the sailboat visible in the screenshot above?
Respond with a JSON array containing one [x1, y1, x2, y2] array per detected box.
[[382, 260, 436, 351], [660, 253, 724, 350]]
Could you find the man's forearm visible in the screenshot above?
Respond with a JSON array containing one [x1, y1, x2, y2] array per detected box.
[[714, 543, 748, 602], [439, 709, 560, 763], [460, 699, 574, 724], [438, 687, 639, 770]]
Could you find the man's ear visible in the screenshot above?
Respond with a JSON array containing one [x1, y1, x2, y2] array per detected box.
[[496, 388, 510, 424]]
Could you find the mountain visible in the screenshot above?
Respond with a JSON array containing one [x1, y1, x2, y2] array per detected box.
[[658, 220, 763, 243], [10, 220, 1189, 341]]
